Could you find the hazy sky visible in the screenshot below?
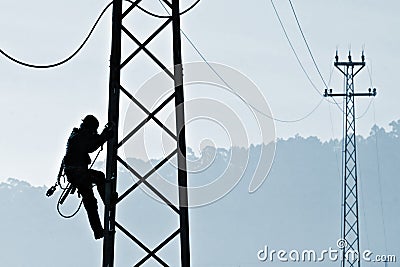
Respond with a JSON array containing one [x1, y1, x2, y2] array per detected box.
[[1, 0, 399, 186]]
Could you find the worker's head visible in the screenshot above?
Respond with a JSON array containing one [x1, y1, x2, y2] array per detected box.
[[81, 115, 99, 132]]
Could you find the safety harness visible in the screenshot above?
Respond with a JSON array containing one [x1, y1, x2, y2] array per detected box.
[[46, 146, 103, 219]]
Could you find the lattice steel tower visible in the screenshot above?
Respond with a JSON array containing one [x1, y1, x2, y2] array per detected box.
[[103, 0, 191, 266], [324, 51, 376, 267]]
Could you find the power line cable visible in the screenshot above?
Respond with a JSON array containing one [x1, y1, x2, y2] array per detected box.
[[356, 99, 374, 120], [327, 63, 344, 107], [356, 64, 375, 120], [340, 92, 345, 248], [286, 0, 344, 111], [137, 0, 200, 19], [270, 0, 320, 96], [0, 0, 200, 69], [357, 161, 371, 253], [327, 65, 334, 86], [366, 59, 373, 86], [52, 146, 103, 219], [270, 0, 344, 112], [326, 65, 344, 244], [0, 0, 323, 123], [131, 0, 200, 18], [157, 0, 325, 123], [288, 0, 328, 88], [0, 2, 113, 69], [327, 65, 341, 174], [284, 0, 345, 111], [179, 26, 326, 123], [372, 102, 388, 255]]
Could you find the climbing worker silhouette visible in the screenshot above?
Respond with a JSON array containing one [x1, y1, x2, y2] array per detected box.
[[63, 115, 113, 240]]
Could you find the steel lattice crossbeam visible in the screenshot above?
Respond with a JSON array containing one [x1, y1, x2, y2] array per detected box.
[[325, 52, 376, 267], [103, 0, 190, 266]]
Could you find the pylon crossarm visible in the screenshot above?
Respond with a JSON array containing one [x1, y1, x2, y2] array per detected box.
[[335, 61, 365, 67], [115, 221, 169, 266], [352, 93, 375, 97], [334, 65, 346, 76], [353, 65, 365, 76], [326, 93, 347, 97]]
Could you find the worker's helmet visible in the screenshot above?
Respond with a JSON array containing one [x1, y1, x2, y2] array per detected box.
[[81, 115, 99, 131]]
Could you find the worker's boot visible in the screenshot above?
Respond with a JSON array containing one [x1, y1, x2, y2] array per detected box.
[[94, 228, 104, 240], [82, 195, 104, 240]]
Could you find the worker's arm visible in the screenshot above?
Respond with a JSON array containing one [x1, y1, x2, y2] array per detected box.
[[86, 124, 114, 153]]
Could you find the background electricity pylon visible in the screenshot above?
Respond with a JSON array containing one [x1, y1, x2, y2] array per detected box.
[[324, 51, 377, 267], [103, 1, 191, 266]]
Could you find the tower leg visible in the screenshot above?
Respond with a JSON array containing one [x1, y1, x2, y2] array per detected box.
[[172, 1, 191, 266], [103, 1, 122, 266]]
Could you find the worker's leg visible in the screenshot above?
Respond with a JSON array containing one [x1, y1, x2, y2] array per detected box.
[[79, 183, 104, 239], [89, 169, 118, 205], [65, 168, 103, 239], [88, 169, 105, 203]]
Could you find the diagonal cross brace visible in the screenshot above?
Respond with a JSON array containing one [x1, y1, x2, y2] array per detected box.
[[120, 86, 177, 143], [117, 154, 180, 214], [115, 221, 170, 266], [119, 90, 176, 148], [121, 24, 174, 78]]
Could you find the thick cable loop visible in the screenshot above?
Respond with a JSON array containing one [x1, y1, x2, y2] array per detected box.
[[132, 0, 200, 18], [56, 146, 103, 219], [0, 0, 200, 68], [0, 2, 113, 69], [57, 186, 84, 219]]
